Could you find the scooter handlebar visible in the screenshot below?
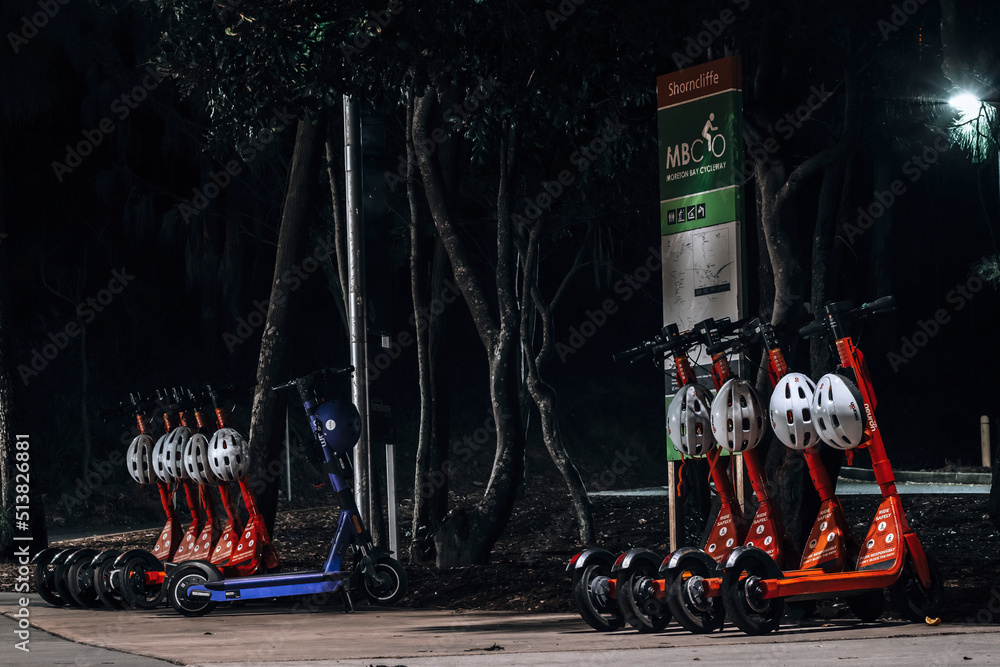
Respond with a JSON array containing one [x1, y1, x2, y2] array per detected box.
[[272, 366, 355, 392], [855, 295, 895, 318]]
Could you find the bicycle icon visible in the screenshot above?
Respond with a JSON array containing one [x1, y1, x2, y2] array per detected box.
[[693, 113, 726, 161]]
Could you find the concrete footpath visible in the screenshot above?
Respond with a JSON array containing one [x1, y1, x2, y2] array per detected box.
[[2, 592, 999, 666]]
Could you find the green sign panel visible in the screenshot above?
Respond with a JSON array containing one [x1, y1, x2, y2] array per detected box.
[[657, 56, 746, 462]]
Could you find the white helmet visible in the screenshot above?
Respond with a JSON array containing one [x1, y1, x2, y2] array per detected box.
[[769, 373, 819, 450], [208, 427, 251, 481], [152, 433, 175, 483], [667, 383, 715, 456], [162, 426, 193, 480], [812, 373, 866, 450], [183, 432, 218, 485], [711, 379, 767, 452], [126, 434, 156, 484]]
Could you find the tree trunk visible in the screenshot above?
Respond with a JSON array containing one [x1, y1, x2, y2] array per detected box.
[[519, 223, 595, 545], [248, 111, 319, 533], [413, 85, 524, 565], [427, 242, 452, 529], [406, 83, 438, 562], [321, 118, 349, 333]]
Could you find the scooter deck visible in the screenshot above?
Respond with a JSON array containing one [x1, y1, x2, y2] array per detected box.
[[194, 570, 351, 602], [757, 496, 910, 599]]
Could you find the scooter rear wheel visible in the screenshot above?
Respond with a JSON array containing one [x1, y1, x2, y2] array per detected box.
[[92, 550, 125, 609], [666, 552, 725, 634], [846, 589, 884, 622], [33, 548, 68, 607], [360, 556, 408, 605], [616, 551, 670, 633], [117, 550, 165, 610], [889, 556, 942, 623], [166, 562, 221, 617], [573, 562, 626, 631], [722, 547, 785, 635], [64, 549, 103, 608]]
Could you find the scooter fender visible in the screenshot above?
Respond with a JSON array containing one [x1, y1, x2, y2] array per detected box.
[[662, 547, 718, 576], [30, 547, 58, 565], [567, 547, 617, 575], [614, 547, 661, 574], [723, 545, 782, 577]]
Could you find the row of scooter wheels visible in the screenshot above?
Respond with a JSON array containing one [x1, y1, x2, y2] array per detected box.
[[32, 547, 166, 610]]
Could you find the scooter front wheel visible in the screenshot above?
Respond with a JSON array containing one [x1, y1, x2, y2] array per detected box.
[[360, 556, 408, 605], [616, 550, 670, 633], [572, 563, 625, 631], [64, 549, 103, 608], [33, 548, 69, 607], [721, 547, 785, 635], [92, 550, 125, 609], [665, 552, 725, 634], [54, 549, 85, 608], [166, 562, 222, 617], [117, 550, 165, 610]]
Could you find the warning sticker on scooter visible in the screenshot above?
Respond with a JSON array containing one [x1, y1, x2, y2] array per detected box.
[[800, 500, 845, 571], [857, 499, 903, 571]]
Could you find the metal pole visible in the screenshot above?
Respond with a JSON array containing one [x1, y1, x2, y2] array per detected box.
[[344, 95, 370, 524], [285, 402, 292, 503], [386, 443, 397, 557], [982, 415, 992, 469]]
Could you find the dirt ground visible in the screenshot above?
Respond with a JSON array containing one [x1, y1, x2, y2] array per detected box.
[[6, 480, 999, 625]]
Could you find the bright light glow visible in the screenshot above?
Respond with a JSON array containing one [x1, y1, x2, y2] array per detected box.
[[950, 92, 982, 115]]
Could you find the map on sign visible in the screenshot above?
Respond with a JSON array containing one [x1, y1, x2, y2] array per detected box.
[[693, 228, 732, 297], [661, 221, 740, 333]]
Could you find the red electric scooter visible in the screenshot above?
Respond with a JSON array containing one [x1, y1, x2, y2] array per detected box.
[[569, 320, 748, 632], [719, 297, 942, 635]]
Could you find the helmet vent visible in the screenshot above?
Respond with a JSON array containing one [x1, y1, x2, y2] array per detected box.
[[802, 408, 811, 422], [832, 414, 841, 428], [797, 387, 806, 399], [785, 409, 793, 425], [803, 432, 812, 446], [741, 417, 751, 431], [818, 417, 826, 430]]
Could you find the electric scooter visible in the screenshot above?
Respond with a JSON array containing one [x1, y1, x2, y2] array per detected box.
[[164, 366, 407, 616], [569, 321, 747, 632], [109, 384, 278, 609], [665, 316, 870, 633], [719, 297, 942, 635], [32, 391, 173, 609]]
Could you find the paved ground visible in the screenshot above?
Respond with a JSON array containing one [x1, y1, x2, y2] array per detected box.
[[3, 592, 999, 666]]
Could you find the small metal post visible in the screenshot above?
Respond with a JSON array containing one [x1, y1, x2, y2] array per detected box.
[[982, 415, 992, 469], [385, 443, 398, 557]]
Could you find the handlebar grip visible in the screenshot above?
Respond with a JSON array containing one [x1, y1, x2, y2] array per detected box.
[[798, 319, 825, 337], [857, 295, 895, 316], [706, 337, 739, 355], [613, 343, 654, 364]]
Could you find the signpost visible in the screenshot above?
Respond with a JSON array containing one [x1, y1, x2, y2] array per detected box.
[[656, 56, 747, 550]]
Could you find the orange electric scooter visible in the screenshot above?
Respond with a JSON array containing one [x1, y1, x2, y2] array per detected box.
[[666, 316, 869, 634], [569, 320, 748, 632], [719, 297, 941, 635]]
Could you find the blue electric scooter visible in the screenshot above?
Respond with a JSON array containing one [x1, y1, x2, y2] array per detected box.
[[164, 366, 407, 616]]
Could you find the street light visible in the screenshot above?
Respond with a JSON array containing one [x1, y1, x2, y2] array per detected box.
[[950, 92, 983, 115]]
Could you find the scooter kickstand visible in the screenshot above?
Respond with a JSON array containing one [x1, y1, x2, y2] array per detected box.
[[342, 588, 355, 613]]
